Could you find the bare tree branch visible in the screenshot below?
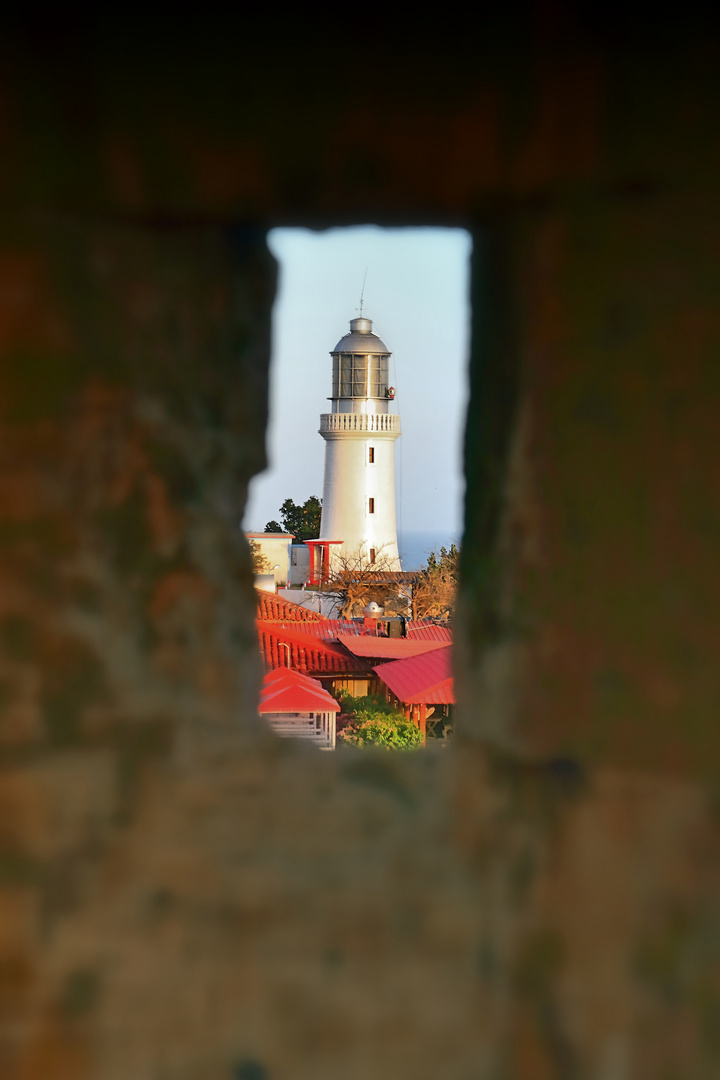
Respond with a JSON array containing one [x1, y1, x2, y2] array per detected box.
[[323, 544, 413, 619]]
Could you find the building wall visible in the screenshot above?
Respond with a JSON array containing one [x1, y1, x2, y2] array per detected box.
[[276, 586, 339, 617], [254, 573, 276, 594], [245, 533, 293, 585], [1, 12, 719, 1079], [288, 543, 310, 586]]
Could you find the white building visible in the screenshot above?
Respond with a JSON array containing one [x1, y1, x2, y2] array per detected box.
[[310, 315, 402, 583], [245, 531, 294, 587]]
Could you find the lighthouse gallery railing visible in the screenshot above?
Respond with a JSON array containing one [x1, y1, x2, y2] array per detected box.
[[319, 413, 401, 434]]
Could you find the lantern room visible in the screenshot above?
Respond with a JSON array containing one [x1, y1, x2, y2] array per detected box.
[[329, 317, 393, 415]]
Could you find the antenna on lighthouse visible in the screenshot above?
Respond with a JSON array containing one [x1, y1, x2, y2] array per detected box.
[[359, 268, 368, 317]]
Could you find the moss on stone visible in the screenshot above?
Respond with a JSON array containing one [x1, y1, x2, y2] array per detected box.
[[0, 680, 15, 710], [114, 718, 175, 823], [0, 851, 41, 886], [72, 580, 102, 614], [60, 968, 101, 1018], [4, 349, 95, 424], [342, 756, 417, 808], [145, 442, 200, 504], [41, 645, 107, 747], [94, 486, 150, 576], [514, 928, 565, 997], [0, 517, 75, 557], [1, 615, 35, 661]]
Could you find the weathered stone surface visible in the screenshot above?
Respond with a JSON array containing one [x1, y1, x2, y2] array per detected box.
[[1, 11, 719, 1079]]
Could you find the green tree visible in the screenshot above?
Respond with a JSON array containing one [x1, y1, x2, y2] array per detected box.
[[265, 496, 322, 542], [412, 543, 459, 621]]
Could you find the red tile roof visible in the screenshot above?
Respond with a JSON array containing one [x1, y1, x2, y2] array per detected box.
[[259, 668, 340, 714], [255, 590, 325, 622], [336, 634, 449, 660], [373, 646, 454, 705], [257, 621, 370, 676]]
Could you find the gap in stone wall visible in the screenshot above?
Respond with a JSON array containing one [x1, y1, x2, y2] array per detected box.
[[244, 226, 472, 748]]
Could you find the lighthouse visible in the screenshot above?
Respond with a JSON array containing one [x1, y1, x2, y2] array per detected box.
[[310, 315, 402, 582]]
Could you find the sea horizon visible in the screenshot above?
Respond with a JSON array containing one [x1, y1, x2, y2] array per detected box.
[[398, 529, 461, 572]]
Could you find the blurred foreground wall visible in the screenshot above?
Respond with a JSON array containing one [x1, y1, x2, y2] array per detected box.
[[1, 10, 719, 1078]]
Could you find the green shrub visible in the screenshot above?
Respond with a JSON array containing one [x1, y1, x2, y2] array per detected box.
[[338, 708, 423, 750]]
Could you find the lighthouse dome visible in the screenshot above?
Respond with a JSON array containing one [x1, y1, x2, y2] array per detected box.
[[332, 317, 390, 354]]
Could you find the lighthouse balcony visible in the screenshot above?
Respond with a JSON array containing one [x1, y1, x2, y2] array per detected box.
[[319, 412, 401, 434]]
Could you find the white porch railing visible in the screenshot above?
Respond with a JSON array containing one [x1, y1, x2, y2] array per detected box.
[[319, 413, 401, 434], [264, 712, 336, 750]]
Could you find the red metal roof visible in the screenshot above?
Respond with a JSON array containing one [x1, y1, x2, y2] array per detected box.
[[373, 646, 454, 705], [259, 668, 340, 714], [405, 621, 453, 642], [336, 634, 449, 660], [255, 590, 325, 622], [282, 618, 365, 640], [257, 621, 370, 675]]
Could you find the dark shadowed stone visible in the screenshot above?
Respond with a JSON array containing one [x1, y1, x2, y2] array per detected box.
[[233, 1060, 268, 1080]]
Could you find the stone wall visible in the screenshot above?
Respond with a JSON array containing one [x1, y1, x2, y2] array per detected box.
[[1, 11, 720, 1078]]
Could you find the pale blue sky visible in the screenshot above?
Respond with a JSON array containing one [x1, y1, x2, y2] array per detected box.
[[243, 227, 471, 544]]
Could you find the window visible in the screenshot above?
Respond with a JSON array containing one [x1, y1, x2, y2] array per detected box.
[[368, 355, 389, 397], [368, 498, 375, 514], [368, 446, 375, 463]]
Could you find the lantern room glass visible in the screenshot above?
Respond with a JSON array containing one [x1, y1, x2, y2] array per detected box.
[[333, 354, 389, 399]]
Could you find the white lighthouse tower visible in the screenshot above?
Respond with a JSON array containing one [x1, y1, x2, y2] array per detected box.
[[310, 315, 402, 582]]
